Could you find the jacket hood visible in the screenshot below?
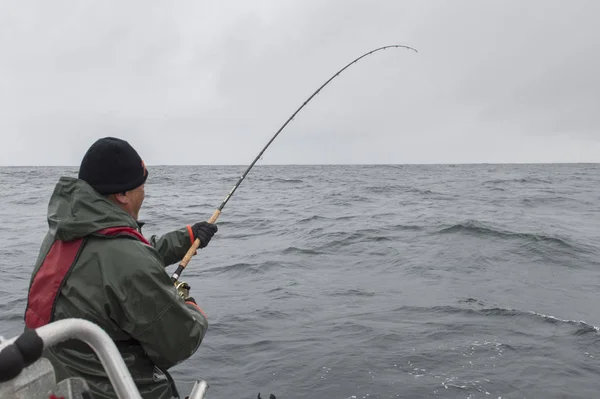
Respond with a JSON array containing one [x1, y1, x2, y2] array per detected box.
[[47, 177, 138, 241]]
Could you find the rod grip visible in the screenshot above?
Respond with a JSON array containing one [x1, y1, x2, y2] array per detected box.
[[171, 209, 221, 281]]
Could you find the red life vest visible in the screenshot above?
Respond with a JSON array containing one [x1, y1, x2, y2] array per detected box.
[[24, 227, 150, 329]]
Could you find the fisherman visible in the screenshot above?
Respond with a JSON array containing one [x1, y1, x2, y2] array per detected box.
[[23, 137, 217, 399]]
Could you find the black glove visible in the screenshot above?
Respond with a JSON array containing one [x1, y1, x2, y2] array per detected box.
[[191, 222, 218, 248]]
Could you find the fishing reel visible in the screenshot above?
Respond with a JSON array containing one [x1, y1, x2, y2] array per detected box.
[[173, 280, 190, 299]]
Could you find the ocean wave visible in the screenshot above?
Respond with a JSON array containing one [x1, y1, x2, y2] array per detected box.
[[256, 178, 304, 184], [265, 281, 298, 294], [296, 215, 357, 224], [181, 203, 214, 209], [328, 320, 373, 335], [400, 304, 600, 335], [282, 246, 322, 255], [264, 288, 302, 301], [484, 308, 600, 335], [10, 197, 41, 206], [390, 224, 424, 231], [227, 219, 273, 230], [327, 195, 372, 205], [0, 298, 25, 312], [202, 260, 287, 276], [521, 196, 575, 206], [436, 220, 579, 250], [373, 186, 445, 196], [365, 185, 399, 194], [0, 312, 24, 322], [251, 308, 290, 320], [297, 215, 329, 223], [406, 188, 439, 196], [314, 229, 394, 250], [328, 289, 376, 297], [483, 177, 553, 185]]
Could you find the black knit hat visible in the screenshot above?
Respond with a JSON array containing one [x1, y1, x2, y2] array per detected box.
[[78, 137, 148, 195]]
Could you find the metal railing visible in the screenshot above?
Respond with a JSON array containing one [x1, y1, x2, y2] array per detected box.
[[0, 318, 208, 399]]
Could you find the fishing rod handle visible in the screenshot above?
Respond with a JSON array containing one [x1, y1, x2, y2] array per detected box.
[[171, 209, 221, 282]]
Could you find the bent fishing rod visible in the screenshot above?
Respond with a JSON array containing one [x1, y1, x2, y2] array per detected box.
[[171, 44, 418, 282]]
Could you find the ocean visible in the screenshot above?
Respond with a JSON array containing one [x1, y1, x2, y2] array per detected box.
[[1, 164, 599, 399]]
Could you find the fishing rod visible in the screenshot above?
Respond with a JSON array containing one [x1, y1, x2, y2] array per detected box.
[[170, 44, 418, 283]]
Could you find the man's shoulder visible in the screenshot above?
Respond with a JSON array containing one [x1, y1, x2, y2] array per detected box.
[[83, 234, 164, 275]]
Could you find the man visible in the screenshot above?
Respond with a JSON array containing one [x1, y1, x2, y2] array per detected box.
[[24, 137, 217, 398]]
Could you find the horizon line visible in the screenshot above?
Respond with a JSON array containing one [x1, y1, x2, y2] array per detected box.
[[1, 161, 599, 168]]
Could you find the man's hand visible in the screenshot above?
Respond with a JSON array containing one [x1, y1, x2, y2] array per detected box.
[[191, 222, 218, 248]]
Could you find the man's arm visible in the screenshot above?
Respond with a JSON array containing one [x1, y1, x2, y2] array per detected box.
[[105, 244, 209, 369], [149, 226, 193, 266], [149, 222, 218, 266]]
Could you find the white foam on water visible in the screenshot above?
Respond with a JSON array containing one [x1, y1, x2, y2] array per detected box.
[[523, 309, 600, 332]]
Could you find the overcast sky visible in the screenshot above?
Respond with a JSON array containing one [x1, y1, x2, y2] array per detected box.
[[1, 0, 599, 165]]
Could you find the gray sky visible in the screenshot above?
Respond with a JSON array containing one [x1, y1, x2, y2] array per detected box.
[[1, 0, 599, 165]]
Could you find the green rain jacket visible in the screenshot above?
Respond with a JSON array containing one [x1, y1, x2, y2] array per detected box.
[[24, 177, 208, 399]]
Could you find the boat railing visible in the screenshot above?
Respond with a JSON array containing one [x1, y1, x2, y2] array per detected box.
[[0, 318, 208, 399]]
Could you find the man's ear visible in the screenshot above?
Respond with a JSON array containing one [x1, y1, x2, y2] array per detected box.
[[110, 192, 129, 205]]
